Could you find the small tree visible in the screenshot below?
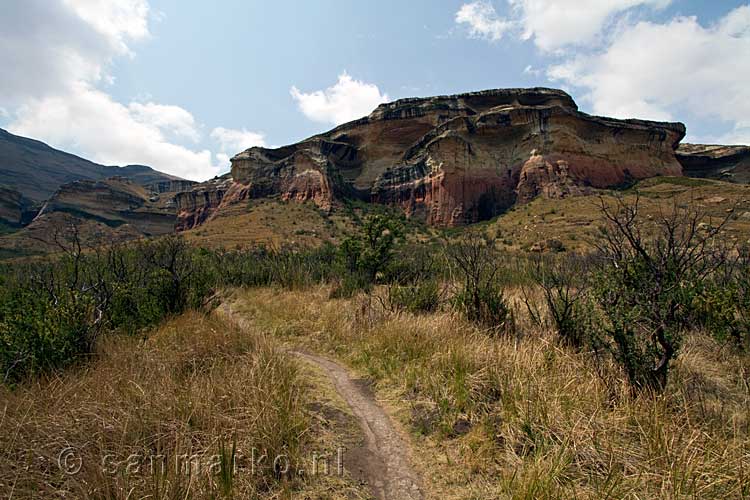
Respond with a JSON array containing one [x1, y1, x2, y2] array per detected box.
[[524, 254, 592, 349], [593, 195, 732, 391], [448, 233, 511, 333], [339, 214, 402, 283]]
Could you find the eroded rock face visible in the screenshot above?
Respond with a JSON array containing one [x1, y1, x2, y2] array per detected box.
[[174, 175, 252, 231], [35, 177, 177, 236], [218, 88, 686, 227], [677, 144, 750, 184]]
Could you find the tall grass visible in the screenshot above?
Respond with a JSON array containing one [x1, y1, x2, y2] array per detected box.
[[233, 286, 750, 499], [0, 312, 308, 498]]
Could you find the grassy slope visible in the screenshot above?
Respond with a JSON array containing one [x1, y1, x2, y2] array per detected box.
[[229, 286, 750, 499], [183, 178, 750, 254], [183, 198, 437, 250], [0, 311, 369, 499], [487, 177, 750, 253]]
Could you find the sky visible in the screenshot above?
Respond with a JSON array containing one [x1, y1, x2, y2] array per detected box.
[[1, 0, 749, 181]]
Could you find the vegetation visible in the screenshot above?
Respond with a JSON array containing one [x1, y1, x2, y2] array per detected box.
[[0, 312, 363, 498], [2, 193, 750, 498]]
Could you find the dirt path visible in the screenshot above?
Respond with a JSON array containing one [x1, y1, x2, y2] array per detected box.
[[292, 350, 423, 500], [216, 301, 423, 500]]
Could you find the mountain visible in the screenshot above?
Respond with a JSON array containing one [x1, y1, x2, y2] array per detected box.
[[177, 87, 686, 229], [0, 128, 187, 203], [0, 176, 191, 258], [0, 129, 198, 258]]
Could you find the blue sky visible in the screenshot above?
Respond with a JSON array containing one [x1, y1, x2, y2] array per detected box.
[[1, 1, 749, 180]]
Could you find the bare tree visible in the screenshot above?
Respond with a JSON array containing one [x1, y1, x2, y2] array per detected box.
[[593, 194, 734, 391]]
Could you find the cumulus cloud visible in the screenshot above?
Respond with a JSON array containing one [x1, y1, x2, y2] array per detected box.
[[508, 0, 671, 51], [11, 86, 219, 180], [455, 0, 670, 51], [62, 0, 150, 53], [210, 127, 267, 155], [0, 0, 257, 180], [291, 72, 389, 126], [455, 1, 512, 42], [548, 5, 750, 143]]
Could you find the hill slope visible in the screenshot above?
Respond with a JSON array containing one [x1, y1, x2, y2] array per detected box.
[[0, 128, 185, 202]]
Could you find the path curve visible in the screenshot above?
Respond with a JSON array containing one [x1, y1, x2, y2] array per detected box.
[[292, 350, 423, 500], [216, 301, 423, 500]]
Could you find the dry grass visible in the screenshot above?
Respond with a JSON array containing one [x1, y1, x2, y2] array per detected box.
[[487, 178, 750, 253], [0, 311, 364, 499], [231, 286, 750, 499]]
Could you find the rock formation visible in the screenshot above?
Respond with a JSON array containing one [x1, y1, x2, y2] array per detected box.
[[174, 174, 253, 231], [33, 177, 180, 236], [174, 88, 687, 230], [676, 144, 750, 184], [0, 186, 35, 227]]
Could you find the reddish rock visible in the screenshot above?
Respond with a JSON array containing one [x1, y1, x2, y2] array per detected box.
[[174, 175, 253, 231], [196, 88, 686, 228]]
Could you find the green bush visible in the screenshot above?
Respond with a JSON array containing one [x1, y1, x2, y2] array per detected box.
[[339, 214, 402, 283], [389, 280, 440, 314], [592, 196, 733, 391], [453, 282, 511, 331]]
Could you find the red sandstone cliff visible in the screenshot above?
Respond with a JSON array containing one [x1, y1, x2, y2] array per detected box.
[[178, 88, 686, 230]]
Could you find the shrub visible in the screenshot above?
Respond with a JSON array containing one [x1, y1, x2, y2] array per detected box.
[[525, 255, 592, 348], [388, 280, 440, 314], [339, 214, 402, 283], [592, 195, 733, 391], [448, 234, 512, 333]]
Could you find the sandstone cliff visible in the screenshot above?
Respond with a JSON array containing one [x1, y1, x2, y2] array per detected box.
[[676, 144, 750, 184], [174, 174, 250, 231], [32, 177, 180, 237], [182, 88, 687, 229]]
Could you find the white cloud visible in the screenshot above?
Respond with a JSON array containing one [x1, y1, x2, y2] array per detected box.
[[523, 65, 542, 77], [210, 127, 267, 155], [291, 72, 389, 126], [454, 0, 670, 51], [547, 5, 750, 144], [130, 102, 201, 142], [0, 0, 248, 181], [455, 1, 512, 42], [508, 0, 670, 51], [11, 84, 222, 180], [62, 0, 150, 54]]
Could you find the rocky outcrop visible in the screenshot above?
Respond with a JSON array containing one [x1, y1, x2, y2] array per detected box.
[[516, 152, 585, 204], [0, 186, 36, 227], [213, 88, 686, 227], [34, 177, 177, 236], [174, 175, 253, 231], [677, 144, 750, 184], [145, 179, 197, 194]]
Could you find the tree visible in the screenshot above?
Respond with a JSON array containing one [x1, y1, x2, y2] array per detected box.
[[339, 214, 402, 283], [593, 195, 732, 391]]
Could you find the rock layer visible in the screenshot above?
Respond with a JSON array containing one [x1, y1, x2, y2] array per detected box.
[[677, 144, 750, 184], [189, 88, 686, 229], [174, 175, 253, 231]]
